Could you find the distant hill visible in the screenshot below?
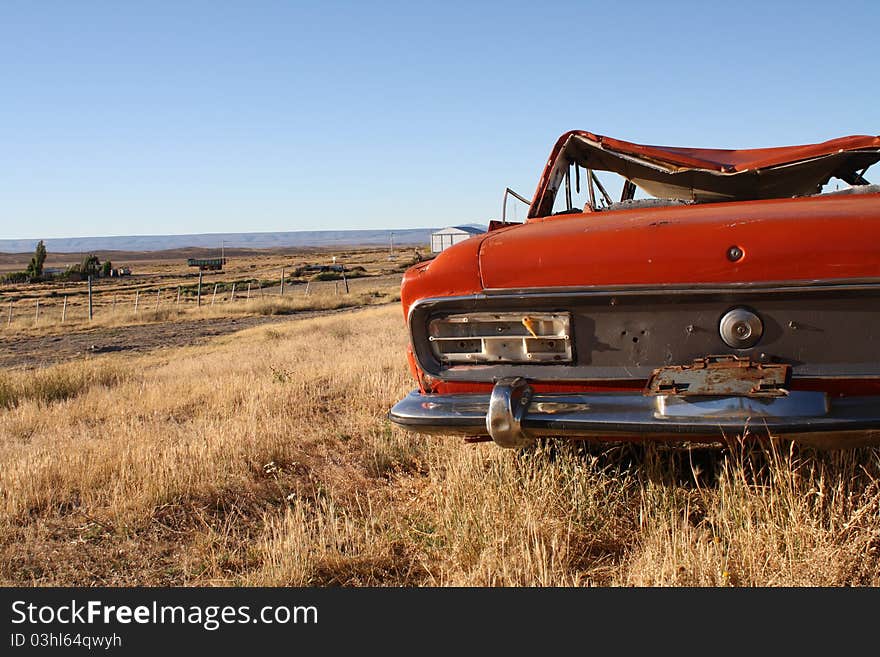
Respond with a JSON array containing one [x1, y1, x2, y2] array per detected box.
[[0, 228, 436, 254]]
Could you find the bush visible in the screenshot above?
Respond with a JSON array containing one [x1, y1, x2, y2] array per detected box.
[[311, 270, 368, 282], [1, 271, 30, 284]]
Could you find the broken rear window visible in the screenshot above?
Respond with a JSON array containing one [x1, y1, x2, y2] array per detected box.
[[535, 131, 880, 217]]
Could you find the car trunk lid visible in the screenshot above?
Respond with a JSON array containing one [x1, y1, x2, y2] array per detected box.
[[479, 192, 880, 290]]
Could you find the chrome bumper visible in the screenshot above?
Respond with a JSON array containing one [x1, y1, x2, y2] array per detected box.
[[388, 378, 880, 448]]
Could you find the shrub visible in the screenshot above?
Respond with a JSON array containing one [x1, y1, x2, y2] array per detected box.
[[1, 271, 29, 284], [311, 270, 367, 282]]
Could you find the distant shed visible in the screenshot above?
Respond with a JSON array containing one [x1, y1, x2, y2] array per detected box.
[[430, 225, 486, 253], [187, 257, 227, 271]]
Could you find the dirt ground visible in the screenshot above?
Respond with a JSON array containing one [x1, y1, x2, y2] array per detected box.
[[0, 304, 388, 369]]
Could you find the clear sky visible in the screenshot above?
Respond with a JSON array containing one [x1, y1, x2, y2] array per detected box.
[[1, 0, 878, 239]]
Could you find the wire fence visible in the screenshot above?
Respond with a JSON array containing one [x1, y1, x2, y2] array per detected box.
[[2, 270, 395, 332]]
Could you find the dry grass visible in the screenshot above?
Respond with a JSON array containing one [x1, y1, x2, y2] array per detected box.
[[1, 244, 414, 336], [1, 305, 878, 586], [0, 279, 400, 337], [0, 361, 129, 409]]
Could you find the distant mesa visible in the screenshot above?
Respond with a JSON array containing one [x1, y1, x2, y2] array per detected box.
[[0, 228, 440, 254]]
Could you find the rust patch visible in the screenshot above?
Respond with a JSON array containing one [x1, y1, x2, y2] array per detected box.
[[645, 355, 791, 397]]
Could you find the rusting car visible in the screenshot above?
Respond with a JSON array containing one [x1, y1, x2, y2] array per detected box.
[[389, 130, 880, 448]]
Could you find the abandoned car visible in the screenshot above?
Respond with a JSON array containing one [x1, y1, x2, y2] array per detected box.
[[389, 130, 880, 448]]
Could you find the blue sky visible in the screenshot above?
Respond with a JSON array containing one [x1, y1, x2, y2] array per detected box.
[[1, 0, 878, 239]]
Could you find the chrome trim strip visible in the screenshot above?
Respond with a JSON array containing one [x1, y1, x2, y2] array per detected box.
[[481, 278, 880, 297], [408, 278, 880, 327]]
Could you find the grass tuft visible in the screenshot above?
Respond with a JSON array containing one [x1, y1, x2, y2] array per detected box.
[[0, 362, 129, 409]]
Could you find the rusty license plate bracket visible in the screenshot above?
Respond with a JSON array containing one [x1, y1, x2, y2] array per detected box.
[[645, 355, 791, 397]]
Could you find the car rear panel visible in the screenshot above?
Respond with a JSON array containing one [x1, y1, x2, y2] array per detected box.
[[408, 281, 880, 387], [478, 193, 880, 290]]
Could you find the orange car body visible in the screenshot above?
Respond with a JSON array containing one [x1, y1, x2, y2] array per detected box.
[[390, 131, 880, 448]]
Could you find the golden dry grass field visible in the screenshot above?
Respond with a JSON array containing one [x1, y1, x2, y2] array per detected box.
[[0, 246, 416, 336], [1, 300, 879, 586]]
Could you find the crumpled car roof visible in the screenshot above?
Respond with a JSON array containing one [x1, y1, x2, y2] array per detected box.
[[530, 131, 880, 215], [580, 132, 880, 172]]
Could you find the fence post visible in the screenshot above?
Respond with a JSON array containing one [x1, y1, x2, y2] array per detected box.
[[335, 281, 339, 296], [246, 282, 251, 301], [342, 269, 349, 294], [35, 299, 39, 322], [197, 271, 203, 307], [230, 283, 236, 302], [176, 286, 181, 307], [156, 288, 161, 311], [280, 268, 285, 296], [211, 284, 218, 306], [62, 296, 67, 323], [305, 281, 310, 296], [134, 290, 140, 314], [113, 294, 117, 309], [88, 275, 93, 321], [6, 301, 11, 327]]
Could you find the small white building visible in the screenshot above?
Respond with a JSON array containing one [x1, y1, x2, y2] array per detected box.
[[431, 225, 486, 253]]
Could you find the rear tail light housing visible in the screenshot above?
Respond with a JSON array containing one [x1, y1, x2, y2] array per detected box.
[[427, 312, 572, 364]]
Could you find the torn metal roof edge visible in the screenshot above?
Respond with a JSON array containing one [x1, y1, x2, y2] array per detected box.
[[529, 130, 880, 213], [569, 130, 880, 173]]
